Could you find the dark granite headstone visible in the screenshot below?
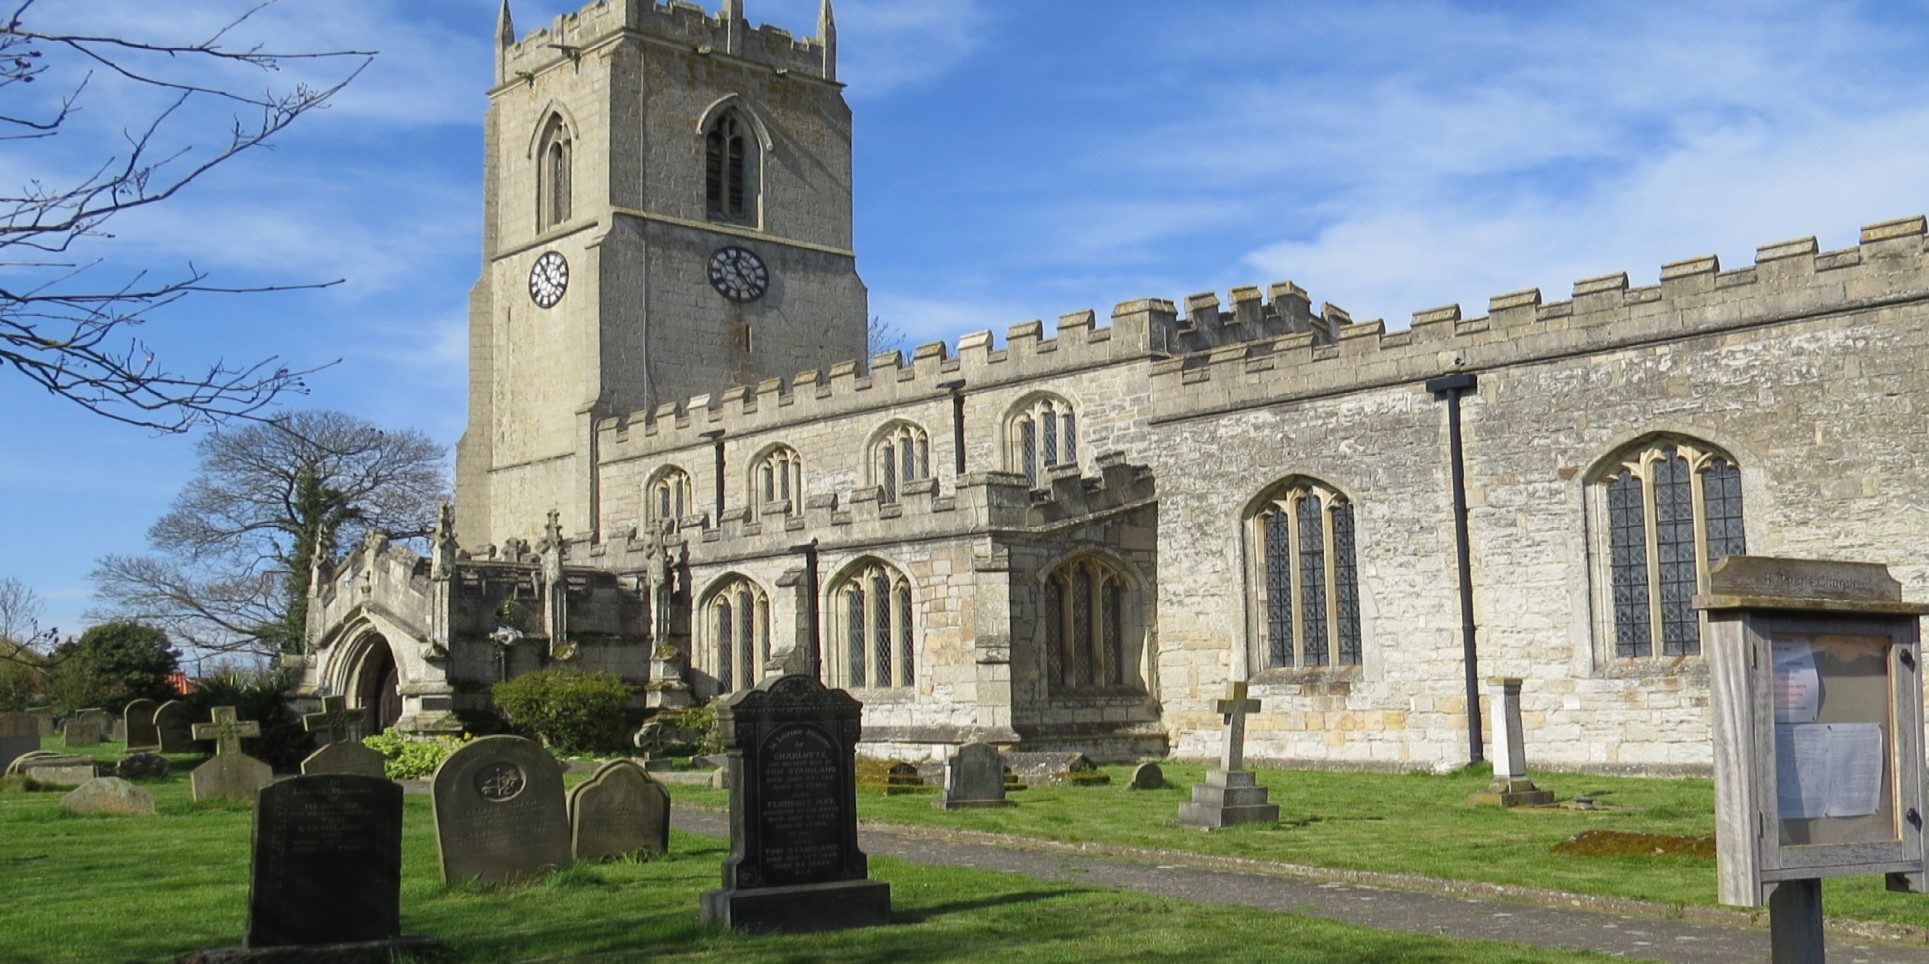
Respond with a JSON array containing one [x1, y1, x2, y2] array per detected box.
[[63, 720, 101, 747], [567, 759, 670, 861], [123, 698, 160, 751], [700, 674, 889, 933], [154, 700, 196, 753], [430, 735, 570, 884], [247, 775, 402, 948], [0, 711, 38, 773], [938, 742, 1014, 809]]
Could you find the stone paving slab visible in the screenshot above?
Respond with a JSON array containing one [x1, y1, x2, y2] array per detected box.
[[669, 809, 1929, 963]]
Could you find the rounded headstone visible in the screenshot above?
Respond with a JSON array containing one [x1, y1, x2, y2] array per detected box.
[[61, 777, 156, 815], [567, 759, 670, 861], [1129, 762, 1165, 790], [429, 735, 570, 884]]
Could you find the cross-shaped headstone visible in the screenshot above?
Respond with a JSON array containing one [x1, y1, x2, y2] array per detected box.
[[192, 706, 261, 757], [302, 696, 367, 746], [1214, 681, 1262, 772]]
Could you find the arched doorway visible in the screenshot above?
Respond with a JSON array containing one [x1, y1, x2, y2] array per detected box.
[[349, 635, 403, 733]]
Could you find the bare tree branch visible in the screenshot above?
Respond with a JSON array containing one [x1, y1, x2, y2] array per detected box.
[[0, 0, 373, 431]]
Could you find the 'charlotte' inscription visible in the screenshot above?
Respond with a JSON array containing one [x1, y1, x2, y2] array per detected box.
[[756, 725, 845, 884]]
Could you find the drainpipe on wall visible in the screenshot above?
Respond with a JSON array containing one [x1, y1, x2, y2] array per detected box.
[[1426, 371, 1483, 765], [938, 379, 967, 475], [700, 429, 726, 522]]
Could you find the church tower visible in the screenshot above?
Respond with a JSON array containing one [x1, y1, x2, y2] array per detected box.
[[455, 0, 867, 547]]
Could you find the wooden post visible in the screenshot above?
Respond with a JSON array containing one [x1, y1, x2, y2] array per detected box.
[[1767, 879, 1824, 963]]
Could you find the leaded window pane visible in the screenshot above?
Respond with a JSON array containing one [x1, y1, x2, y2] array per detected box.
[[881, 448, 898, 503], [1063, 413, 1077, 464], [717, 601, 734, 691], [1043, 410, 1059, 467], [1263, 509, 1293, 668], [896, 582, 914, 687], [1333, 502, 1362, 666], [1654, 452, 1699, 656], [1045, 578, 1064, 686], [1607, 469, 1651, 657], [1702, 461, 1746, 563], [1102, 579, 1122, 686], [873, 574, 893, 686], [1298, 497, 1328, 667], [847, 586, 867, 688], [1021, 420, 1037, 487], [1072, 568, 1093, 686], [726, 129, 746, 216], [737, 589, 756, 688], [900, 438, 915, 486]]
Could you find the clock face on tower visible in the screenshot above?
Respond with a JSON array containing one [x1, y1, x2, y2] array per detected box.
[[528, 250, 568, 308], [708, 245, 769, 303]]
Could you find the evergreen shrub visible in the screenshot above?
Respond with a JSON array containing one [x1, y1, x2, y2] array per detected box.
[[363, 728, 471, 780], [491, 669, 630, 754]]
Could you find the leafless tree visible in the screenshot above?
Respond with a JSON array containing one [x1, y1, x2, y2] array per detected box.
[[0, 575, 44, 645], [93, 410, 449, 657], [1, 0, 372, 431]]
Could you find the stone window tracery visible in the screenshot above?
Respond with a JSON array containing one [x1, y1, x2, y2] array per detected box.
[[706, 578, 768, 694], [872, 422, 930, 504], [647, 467, 693, 531], [751, 445, 803, 515], [1045, 555, 1137, 692], [1009, 395, 1078, 487], [828, 561, 914, 690], [1595, 440, 1745, 658], [1249, 480, 1362, 670], [704, 109, 757, 224], [537, 113, 572, 231]]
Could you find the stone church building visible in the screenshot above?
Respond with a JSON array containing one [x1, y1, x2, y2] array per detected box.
[[298, 0, 1929, 775]]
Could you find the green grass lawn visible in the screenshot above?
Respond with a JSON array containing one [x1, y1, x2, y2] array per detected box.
[[0, 740, 1620, 963]]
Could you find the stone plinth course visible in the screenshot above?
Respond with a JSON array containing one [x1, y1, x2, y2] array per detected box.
[[701, 674, 890, 934], [430, 735, 571, 884], [568, 758, 671, 861]]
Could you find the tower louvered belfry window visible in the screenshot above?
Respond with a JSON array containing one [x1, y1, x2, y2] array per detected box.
[[1009, 395, 1077, 487], [831, 561, 915, 689], [704, 109, 754, 223], [708, 578, 768, 693], [1045, 556, 1134, 691], [1598, 441, 1745, 658], [1251, 480, 1362, 670], [873, 422, 930, 504], [537, 113, 571, 231]]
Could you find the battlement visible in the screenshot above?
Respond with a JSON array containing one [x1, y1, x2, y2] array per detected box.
[[498, 0, 830, 85]]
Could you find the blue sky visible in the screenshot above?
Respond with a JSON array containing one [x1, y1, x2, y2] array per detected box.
[[6, 0, 1927, 650]]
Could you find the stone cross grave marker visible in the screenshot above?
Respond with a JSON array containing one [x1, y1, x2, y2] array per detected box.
[[1178, 681, 1280, 828], [0, 711, 39, 773], [247, 775, 404, 949], [122, 698, 160, 751], [154, 700, 196, 753], [701, 673, 890, 933], [299, 696, 387, 779], [190, 706, 273, 802], [567, 758, 671, 862], [63, 720, 101, 747], [937, 742, 1014, 809], [430, 735, 571, 884]]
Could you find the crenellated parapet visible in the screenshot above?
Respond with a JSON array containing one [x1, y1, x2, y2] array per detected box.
[[498, 0, 831, 87], [1145, 215, 1929, 417]]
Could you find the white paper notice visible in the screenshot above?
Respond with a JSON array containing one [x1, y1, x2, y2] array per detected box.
[[1772, 639, 1821, 724], [1775, 722, 1887, 821]]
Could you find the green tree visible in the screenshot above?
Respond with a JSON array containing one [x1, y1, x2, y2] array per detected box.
[[44, 621, 179, 714]]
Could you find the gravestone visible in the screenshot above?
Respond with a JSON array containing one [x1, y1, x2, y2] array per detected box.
[[299, 696, 387, 779], [116, 752, 169, 781], [122, 698, 160, 751], [12, 753, 99, 786], [937, 742, 1014, 809], [61, 776, 155, 815], [0, 711, 38, 773], [154, 700, 196, 753], [1468, 678, 1555, 807], [63, 720, 101, 747], [884, 761, 926, 795], [29, 710, 54, 736], [73, 707, 111, 732], [1129, 762, 1165, 790], [248, 775, 404, 948], [1063, 756, 1111, 786], [1178, 681, 1280, 828], [190, 706, 273, 802], [701, 674, 890, 933], [430, 735, 570, 884], [568, 759, 671, 861]]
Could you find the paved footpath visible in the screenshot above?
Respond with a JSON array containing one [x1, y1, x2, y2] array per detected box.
[[670, 810, 1929, 963]]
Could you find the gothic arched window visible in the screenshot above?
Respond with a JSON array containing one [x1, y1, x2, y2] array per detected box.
[[704, 109, 756, 223], [1594, 440, 1746, 658], [872, 422, 930, 504], [751, 445, 803, 515], [647, 467, 693, 531], [706, 578, 769, 693], [829, 561, 914, 690], [1044, 555, 1136, 692], [537, 113, 572, 231], [1248, 479, 1362, 670], [1008, 395, 1077, 488]]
